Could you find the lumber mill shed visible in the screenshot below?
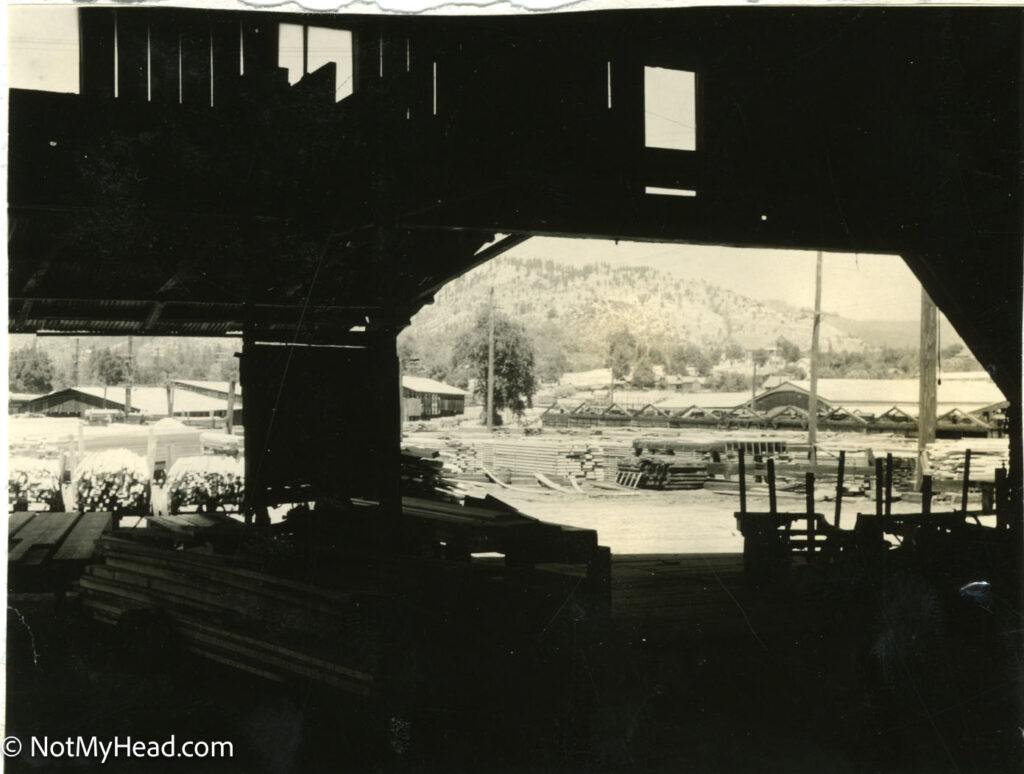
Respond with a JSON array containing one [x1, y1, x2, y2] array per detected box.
[[6, 5, 1023, 772], [401, 375, 466, 419]]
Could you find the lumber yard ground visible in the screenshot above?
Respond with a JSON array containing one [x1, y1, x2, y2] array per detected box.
[[7, 513, 1021, 774]]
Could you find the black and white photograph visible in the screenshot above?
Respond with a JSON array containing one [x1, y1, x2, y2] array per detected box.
[[5, 1, 1022, 772]]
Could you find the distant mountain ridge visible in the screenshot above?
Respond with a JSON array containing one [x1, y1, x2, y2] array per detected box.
[[401, 256, 873, 375]]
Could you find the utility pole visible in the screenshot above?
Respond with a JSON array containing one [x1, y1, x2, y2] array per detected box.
[[808, 252, 823, 466], [125, 336, 134, 418], [487, 287, 495, 431], [918, 288, 938, 486], [72, 338, 80, 386], [751, 355, 758, 409]]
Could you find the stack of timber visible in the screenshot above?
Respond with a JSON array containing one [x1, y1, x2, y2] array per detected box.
[[486, 441, 609, 482], [80, 535, 379, 697], [639, 454, 708, 490], [73, 449, 151, 515], [8, 456, 64, 512], [565, 446, 606, 481], [927, 439, 1010, 482], [79, 496, 609, 705], [9, 510, 112, 591], [401, 447, 465, 501], [616, 453, 708, 490], [166, 455, 245, 514]]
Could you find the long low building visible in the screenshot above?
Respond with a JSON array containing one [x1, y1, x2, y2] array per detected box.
[[402, 376, 466, 420], [21, 385, 243, 423], [542, 373, 1008, 438], [750, 375, 1006, 418]]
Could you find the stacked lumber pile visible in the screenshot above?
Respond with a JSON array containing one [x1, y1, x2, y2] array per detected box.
[[79, 498, 608, 703], [73, 449, 150, 514], [639, 454, 708, 490], [565, 446, 606, 481], [401, 447, 464, 501], [616, 453, 708, 490], [80, 535, 378, 697], [926, 439, 1010, 482], [486, 440, 611, 481], [8, 456, 63, 511], [398, 437, 481, 475], [166, 455, 245, 514]]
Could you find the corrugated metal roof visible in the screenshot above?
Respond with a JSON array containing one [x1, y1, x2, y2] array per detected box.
[[54, 386, 241, 414], [770, 377, 1005, 410], [402, 376, 466, 396], [658, 391, 753, 410], [173, 380, 244, 397]]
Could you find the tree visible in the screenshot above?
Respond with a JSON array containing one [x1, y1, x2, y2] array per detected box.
[[752, 348, 770, 368], [9, 347, 54, 393], [724, 342, 745, 361], [775, 336, 801, 363], [941, 342, 964, 360], [452, 310, 537, 424], [607, 328, 637, 382], [632, 357, 657, 388], [88, 348, 127, 400]]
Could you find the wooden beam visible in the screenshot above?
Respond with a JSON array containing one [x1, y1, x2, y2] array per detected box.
[[412, 233, 530, 305]]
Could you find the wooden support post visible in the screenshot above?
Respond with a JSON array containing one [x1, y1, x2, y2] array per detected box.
[[587, 546, 612, 612], [922, 475, 932, 516], [487, 286, 495, 432], [875, 458, 884, 517], [226, 379, 237, 434], [833, 450, 845, 529], [961, 448, 972, 513], [884, 453, 893, 517], [146, 427, 157, 477], [808, 251, 822, 466], [737, 446, 747, 515], [918, 288, 938, 487], [767, 457, 777, 517], [995, 467, 1008, 529], [805, 471, 816, 554]]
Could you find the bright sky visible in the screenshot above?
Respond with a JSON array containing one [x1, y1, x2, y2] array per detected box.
[[8, 6, 925, 322]]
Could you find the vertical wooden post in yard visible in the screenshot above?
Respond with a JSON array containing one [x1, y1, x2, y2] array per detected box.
[[767, 457, 777, 517], [875, 458, 884, 517], [226, 379, 237, 434], [487, 286, 495, 432], [125, 336, 134, 418], [737, 446, 747, 515], [805, 472, 816, 555], [922, 474, 932, 516], [808, 251, 823, 466], [961, 449, 972, 514], [833, 450, 845, 528], [917, 288, 938, 488], [884, 453, 893, 516], [166, 382, 176, 417], [994, 467, 1007, 529], [378, 328, 404, 524]]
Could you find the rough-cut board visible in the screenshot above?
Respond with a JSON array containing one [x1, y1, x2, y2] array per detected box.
[[52, 512, 113, 561], [8, 511, 36, 538], [8, 512, 81, 564]]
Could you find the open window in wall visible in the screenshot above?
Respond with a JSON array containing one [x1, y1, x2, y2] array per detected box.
[[278, 23, 354, 102], [644, 66, 696, 151]]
